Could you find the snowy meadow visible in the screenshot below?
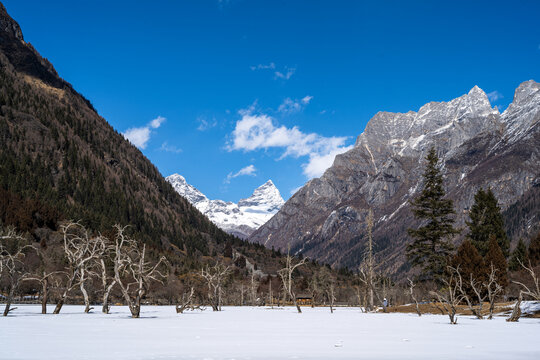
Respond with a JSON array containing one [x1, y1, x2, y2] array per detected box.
[[1, 305, 539, 360]]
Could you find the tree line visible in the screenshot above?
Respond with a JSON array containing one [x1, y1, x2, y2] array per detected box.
[[405, 147, 540, 323]]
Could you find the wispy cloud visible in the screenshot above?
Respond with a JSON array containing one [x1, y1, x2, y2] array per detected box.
[[197, 116, 218, 131], [123, 116, 166, 149], [227, 107, 352, 179], [225, 164, 257, 183], [487, 90, 503, 102], [278, 95, 313, 114], [159, 141, 182, 154], [274, 67, 295, 80], [250, 62, 276, 71], [251, 62, 296, 81]]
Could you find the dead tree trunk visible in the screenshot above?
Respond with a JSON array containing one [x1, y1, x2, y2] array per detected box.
[[102, 280, 116, 314], [407, 278, 422, 316], [278, 246, 307, 314], [53, 273, 77, 314], [507, 292, 522, 322], [2, 287, 16, 316], [485, 264, 503, 320], [79, 268, 93, 313], [431, 266, 465, 325]]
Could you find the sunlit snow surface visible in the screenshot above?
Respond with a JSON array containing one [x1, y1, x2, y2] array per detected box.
[[1, 305, 539, 359]]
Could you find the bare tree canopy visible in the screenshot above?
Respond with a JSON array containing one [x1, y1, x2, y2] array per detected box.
[[113, 225, 168, 318], [1, 226, 36, 316]]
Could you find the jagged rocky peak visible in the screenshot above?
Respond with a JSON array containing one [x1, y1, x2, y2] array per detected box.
[[238, 180, 284, 212], [501, 80, 540, 142], [511, 80, 540, 106], [166, 174, 284, 239], [0, 3, 23, 41], [166, 173, 208, 204], [352, 84, 501, 162]]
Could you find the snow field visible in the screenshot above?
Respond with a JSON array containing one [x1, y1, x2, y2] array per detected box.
[[1, 305, 539, 360]]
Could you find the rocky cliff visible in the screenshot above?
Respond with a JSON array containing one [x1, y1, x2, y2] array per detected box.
[[250, 81, 540, 275]]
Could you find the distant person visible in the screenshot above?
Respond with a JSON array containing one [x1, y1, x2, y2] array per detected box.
[[383, 298, 388, 312]]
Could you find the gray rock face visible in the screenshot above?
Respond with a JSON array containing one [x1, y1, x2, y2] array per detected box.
[[0, 3, 23, 41], [249, 81, 540, 275]]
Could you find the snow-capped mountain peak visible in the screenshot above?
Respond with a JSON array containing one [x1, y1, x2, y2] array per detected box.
[[166, 174, 284, 239], [166, 173, 208, 204], [238, 180, 284, 213]]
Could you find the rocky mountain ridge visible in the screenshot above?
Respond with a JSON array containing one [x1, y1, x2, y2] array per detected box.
[[249, 81, 540, 275], [167, 174, 284, 239]]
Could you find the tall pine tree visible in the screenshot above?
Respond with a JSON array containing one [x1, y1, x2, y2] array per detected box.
[[485, 234, 508, 289], [466, 188, 509, 257], [451, 239, 486, 297], [528, 232, 540, 267], [407, 147, 459, 282], [509, 239, 529, 271]]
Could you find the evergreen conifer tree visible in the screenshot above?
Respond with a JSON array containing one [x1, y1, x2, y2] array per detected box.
[[484, 234, 508, 289], [467, 188, 509, 257], [451, 239, 486, 297], [407, 147, 459, 282], [527, 232, 540, 267], [509, 239, 529, 271]]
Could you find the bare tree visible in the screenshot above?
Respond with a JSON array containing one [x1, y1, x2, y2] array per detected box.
[[463, 274, 486, 319], [53, 222, 102, 314], [308, 275, 319, 308], [113, 225, 168, 318], [355, 265, 370, 312], [278, 246, 307, 313], [365, 209, 375, 311], [200, 261, 231, 311], [513, 260, 540, 301], [328, 281, 336, 313], [24, 270, 64, 314], [485, 263, 503, 320], [406, 278, 422, 316], [0, 227, 35, 316], [314, 267, 337, 313], [430, 266, 465, 324], [268, 279, 274, 308], [94, 234, 117, 314], [175, 287, 204, 313], [249, 271, 259, 306], [508, 260, 540, 322]]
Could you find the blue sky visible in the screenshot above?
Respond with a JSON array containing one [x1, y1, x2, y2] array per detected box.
[[4, 0, 539, 201]]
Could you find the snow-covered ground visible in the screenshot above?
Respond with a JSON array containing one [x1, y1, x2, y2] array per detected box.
[[1, 305, 539, 360]]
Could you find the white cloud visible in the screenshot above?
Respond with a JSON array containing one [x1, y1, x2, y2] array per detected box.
[[123, 116, 166, 149], [303, 144, 353, 179], [159, 141, 182, 154], [225, 164, 257, 183], [228, 108, 351, 179], [250, 62, 276, 71], [274, 67, 295, 80], [487, 90, 503, 102], [149, 116, 166, 129], [301, 95, 313, 104], [197, 117, 218, 131], [278, 96, 313, 114]]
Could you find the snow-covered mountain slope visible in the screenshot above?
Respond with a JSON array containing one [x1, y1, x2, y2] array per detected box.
[[166, 174, 284, 239]]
